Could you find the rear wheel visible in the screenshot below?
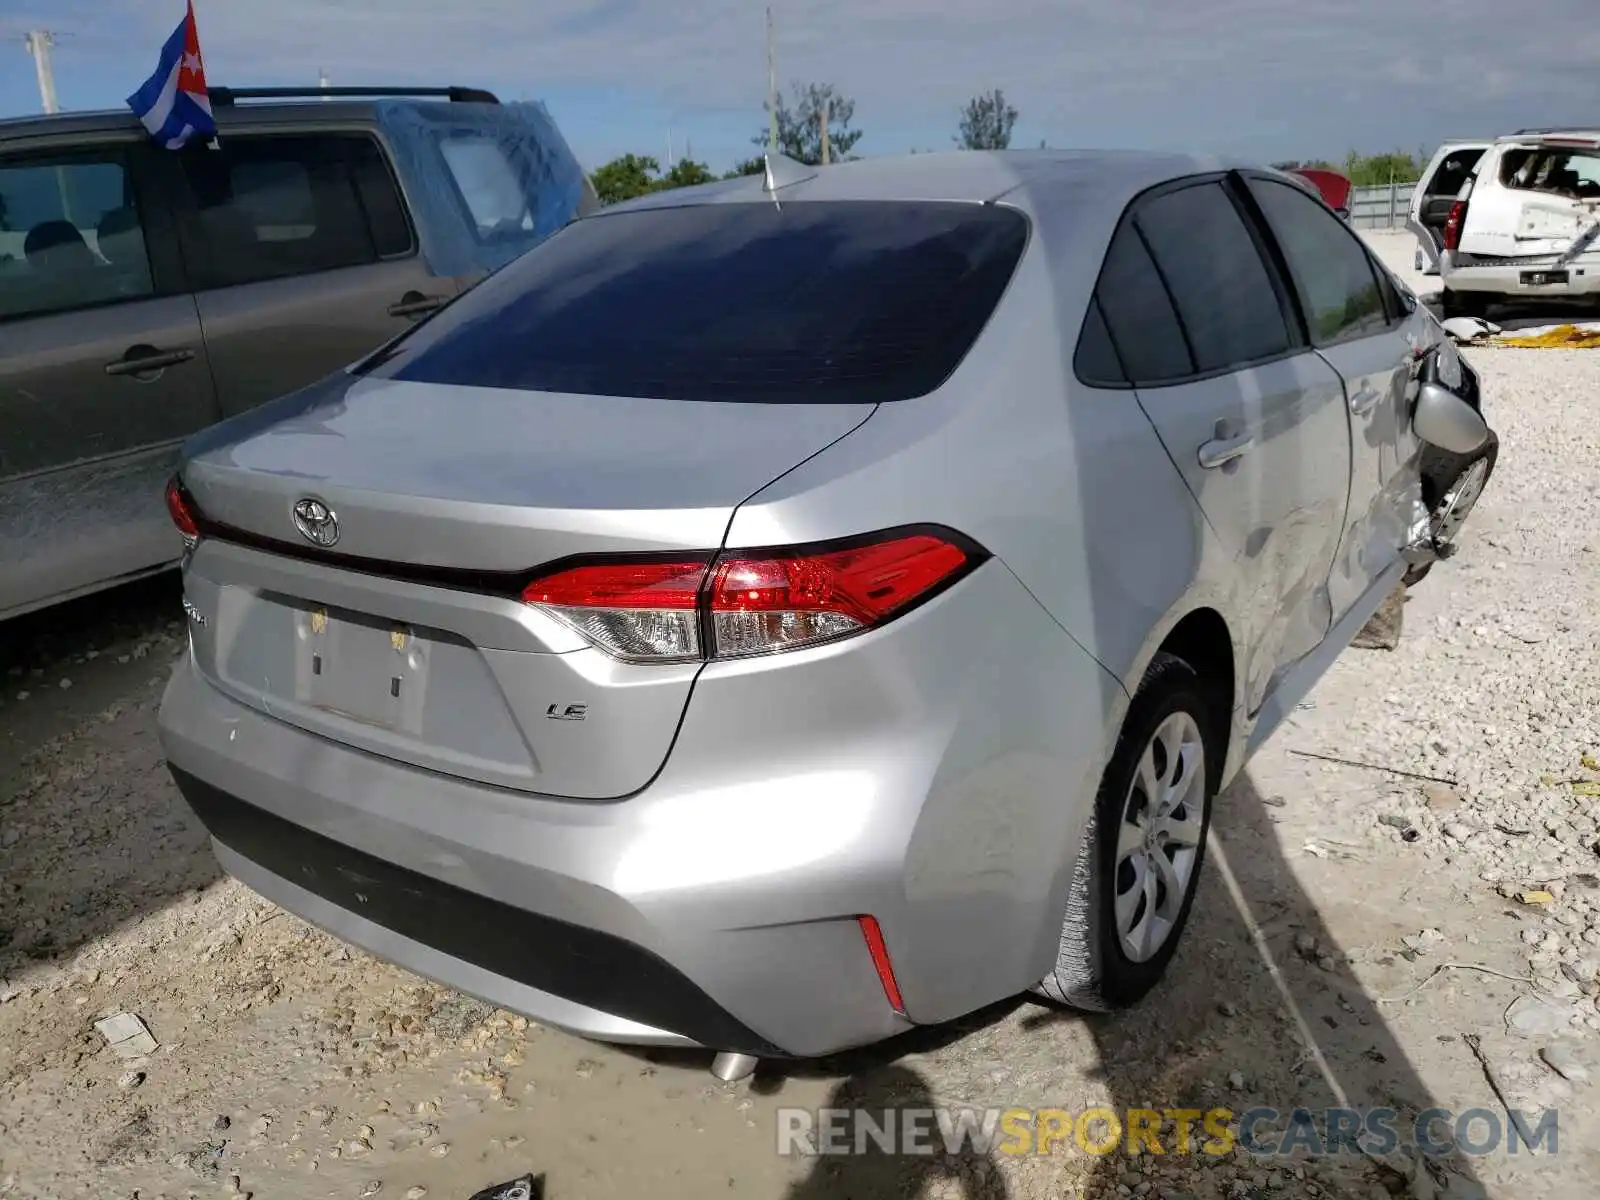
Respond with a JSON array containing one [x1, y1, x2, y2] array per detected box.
[[1035, 653, 1218, 1010], [1441, 288, 1493, 320]]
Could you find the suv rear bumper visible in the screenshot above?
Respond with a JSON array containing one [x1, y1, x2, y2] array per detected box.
[[157, 559, 1119, 1058], [1442, 257, 1600, 297]]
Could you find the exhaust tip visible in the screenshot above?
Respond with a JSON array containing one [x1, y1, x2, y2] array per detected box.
[[710, 1051, 759, 1082]]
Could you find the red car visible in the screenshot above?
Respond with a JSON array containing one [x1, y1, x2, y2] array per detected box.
[[1290, 167, 1353, 220]]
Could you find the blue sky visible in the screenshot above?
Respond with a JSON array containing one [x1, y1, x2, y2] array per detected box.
[[2, 0, 1594, 174]]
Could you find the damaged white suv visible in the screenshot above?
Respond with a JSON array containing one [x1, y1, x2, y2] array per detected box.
[[1420, 130, 1600, 319]]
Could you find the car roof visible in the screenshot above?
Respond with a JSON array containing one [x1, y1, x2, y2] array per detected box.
[[603, 149, 1252, 218]]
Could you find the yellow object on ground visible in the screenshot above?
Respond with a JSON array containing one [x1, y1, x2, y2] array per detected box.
[[1493, 323, 1600, 349]]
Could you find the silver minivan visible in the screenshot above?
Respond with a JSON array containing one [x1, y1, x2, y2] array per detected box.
[[0, 86, 596, 621]]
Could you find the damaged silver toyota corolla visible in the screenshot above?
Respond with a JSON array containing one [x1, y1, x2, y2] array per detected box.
[[156, 151, 1496, 1081]]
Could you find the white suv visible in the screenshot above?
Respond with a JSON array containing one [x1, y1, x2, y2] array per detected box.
[[1420, 130, 1600, 318]]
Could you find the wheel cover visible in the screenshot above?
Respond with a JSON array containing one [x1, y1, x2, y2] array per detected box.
[[1433, 458, 1490, 547], [1114, 711, 1207, 964]]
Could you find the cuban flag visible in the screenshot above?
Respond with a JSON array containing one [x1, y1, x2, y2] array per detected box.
[[126, 2, 217, 149]]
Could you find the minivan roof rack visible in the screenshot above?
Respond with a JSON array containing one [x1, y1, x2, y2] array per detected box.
[[209, 86, 500, 107]]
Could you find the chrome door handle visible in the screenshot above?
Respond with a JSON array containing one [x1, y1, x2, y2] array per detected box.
[[1198, 433, 1255, 469], [104, 347, 195, 377], [1350, 387, 1383, 417]]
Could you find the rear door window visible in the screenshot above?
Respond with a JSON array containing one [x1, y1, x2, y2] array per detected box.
[[172, 134, 409, 289], [374, 201, 1029, 404], [1247, 177, 1388, 345], [0, 150, 155, 320], [1083, 222, 1194, 386], [1133, 182, 1292, 374]]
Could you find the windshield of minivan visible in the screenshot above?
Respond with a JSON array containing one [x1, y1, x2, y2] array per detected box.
[[370, 200, 1030, 404]]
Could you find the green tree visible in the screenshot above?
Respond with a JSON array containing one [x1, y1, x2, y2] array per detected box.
[[1342, 150, 1423, 187], [591, 154, 718, 205], [723, 156, 765, 179], [956, 88, 1018, 150], [660, 158, 716, 189], [591, 154, 661, 206], [752, 81, 863, 165]]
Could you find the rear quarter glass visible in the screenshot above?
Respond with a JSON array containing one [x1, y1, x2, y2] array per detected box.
[[362, 200, 1030, 404]]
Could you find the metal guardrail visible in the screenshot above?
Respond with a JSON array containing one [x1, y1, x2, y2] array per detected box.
[[1348, 182, 1418, 229]]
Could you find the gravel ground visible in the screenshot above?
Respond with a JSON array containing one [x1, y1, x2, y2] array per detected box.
[[3, 234, 1599, 1199]]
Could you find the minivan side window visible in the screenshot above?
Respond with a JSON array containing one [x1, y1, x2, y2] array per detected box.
[[1247, 177, 1387, 346], [0, 151, 154, 321], [1133, 182, 1292, 374], [173, 135, 410, 290]]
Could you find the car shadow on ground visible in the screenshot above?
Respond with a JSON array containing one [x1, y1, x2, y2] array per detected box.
[[0, 572, 223, 974], [647, 765, 1489, 1199]]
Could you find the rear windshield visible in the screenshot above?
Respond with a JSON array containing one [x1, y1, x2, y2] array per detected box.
[[371, 200, 1029, 404]]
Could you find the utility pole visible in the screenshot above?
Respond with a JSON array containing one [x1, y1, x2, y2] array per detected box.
[[819, 96, 830, 165], [765, 6, 778, 155], [24, 30, 60, 114], [667, 126, 674, 167]]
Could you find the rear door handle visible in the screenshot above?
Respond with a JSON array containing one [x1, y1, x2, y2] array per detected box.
[[388, 291, 447, 318], [1350, 387, 1383, 416], [1197, 433, 1254, 470], [104, 346, 195, 377]]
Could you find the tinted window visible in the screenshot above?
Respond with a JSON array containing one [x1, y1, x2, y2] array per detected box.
[[1248, 178, 1387, 345], [1090, 222, 1193, 386], [1073, 297, 1127, 386], [0, 151, 153, 321], [174, 135, 380, 288], [376, 201, 1029, 404], [1135, 182, 1291, 373], [349, 139, 414, 258], [1427, 148, 1485, 196]]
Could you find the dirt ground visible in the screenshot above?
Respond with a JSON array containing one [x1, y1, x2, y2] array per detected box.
[[4, 234, 1600, 1200]]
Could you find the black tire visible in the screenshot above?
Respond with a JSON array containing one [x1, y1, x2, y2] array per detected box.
[[1035, 652, 1220, 1011], [1441, 289, 1492, 321], [1403, 431, 1500, 587]]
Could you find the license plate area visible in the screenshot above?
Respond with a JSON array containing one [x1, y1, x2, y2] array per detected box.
[[296, 603, 429, 733], [1521, 269, 1570, 286]]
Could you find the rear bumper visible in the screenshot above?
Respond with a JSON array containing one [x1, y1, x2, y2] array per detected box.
[[1442, 256, 1600, 297], [158, 560, 1119, 1058]]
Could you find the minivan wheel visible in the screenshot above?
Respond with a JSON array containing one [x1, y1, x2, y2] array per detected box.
[[1035, 653, 1217, 1011]]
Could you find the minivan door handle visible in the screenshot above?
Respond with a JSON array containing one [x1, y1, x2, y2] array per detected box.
[[104, 345, 195, 377], [388, 291, 447, 318], [1197, 432, 1255, 470], [1350, 387, 1383, 417]]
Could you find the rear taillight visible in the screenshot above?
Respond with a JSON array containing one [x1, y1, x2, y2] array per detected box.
[[521, 529, 980, 663], [165, 476, 199, 549], [1443, 200, 1467, 251], [522, 559, 708, 662]]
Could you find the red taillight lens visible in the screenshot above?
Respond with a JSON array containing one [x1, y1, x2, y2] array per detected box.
[[522, 559, 708, 662], [520, 530, 977, 663], [708, 534, 969, 658], [1443, 200, 1467, 252], [165, 477, 199, 546]]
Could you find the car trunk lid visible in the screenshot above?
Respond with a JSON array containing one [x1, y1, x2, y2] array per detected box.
[[179, 374, 875, 799]]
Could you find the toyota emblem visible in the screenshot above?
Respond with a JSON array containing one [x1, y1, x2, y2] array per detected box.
[[292, 497, 340, 548]]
